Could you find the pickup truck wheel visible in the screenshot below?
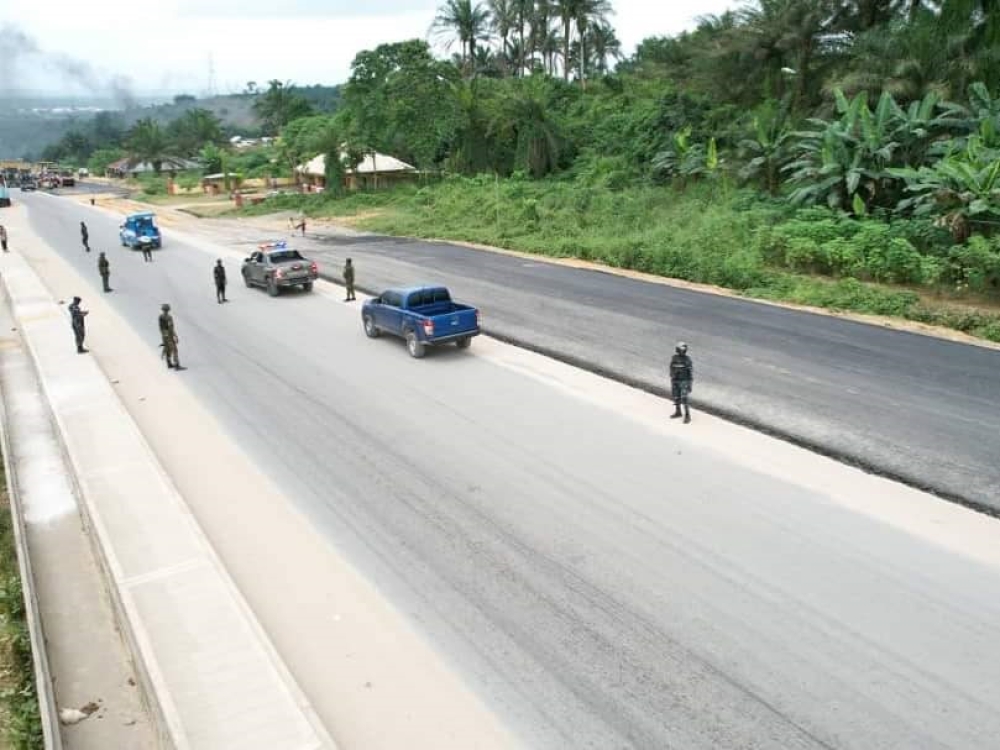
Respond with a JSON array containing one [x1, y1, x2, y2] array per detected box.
[[302, 281, 314, 292], [456, 336, 472, 349], [267, 278, 279, 297], [363, 315, 380, 338], [405, 330, 426, 359]]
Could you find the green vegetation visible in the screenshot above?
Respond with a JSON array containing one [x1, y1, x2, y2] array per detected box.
[[0, 463, 42, 749], [33, 1, 1000, 340], [236, 176, 1000, 341]]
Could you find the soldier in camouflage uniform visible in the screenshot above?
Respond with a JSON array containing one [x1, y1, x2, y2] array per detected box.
[[669, 341, 693, 424], [69, 296, 88, 353], [158, 303, 184, 370], [98, 251, 112, 292], [343, 258, 356, 301]]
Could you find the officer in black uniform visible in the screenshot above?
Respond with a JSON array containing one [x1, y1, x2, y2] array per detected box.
[[669, 341, 694, 424]]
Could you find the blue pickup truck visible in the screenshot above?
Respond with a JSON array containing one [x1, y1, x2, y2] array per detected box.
[[362, 286, 481, 358]]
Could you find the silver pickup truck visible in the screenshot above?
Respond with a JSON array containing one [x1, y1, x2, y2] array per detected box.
[[241, 242, 319, 296]]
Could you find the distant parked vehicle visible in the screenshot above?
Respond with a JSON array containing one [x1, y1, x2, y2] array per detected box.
[[119, 211, 162, 249], [362, 285, 481, 358], [241, 241, 318, 296], [0, 178, 10, 208], [20, 179, 36, 192]]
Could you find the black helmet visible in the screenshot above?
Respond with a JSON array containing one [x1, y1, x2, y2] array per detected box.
[[161, 303, 171, 312]]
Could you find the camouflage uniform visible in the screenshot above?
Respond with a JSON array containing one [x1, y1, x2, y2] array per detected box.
[[158, 304, 182, 369], [69, 296, 88, 353], [669, 342, 693, 423], [343, 258, 356, 301], [98, 252, 111, 292]]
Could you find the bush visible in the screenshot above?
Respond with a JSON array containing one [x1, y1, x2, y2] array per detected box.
[[948, 236, 1000, 293]]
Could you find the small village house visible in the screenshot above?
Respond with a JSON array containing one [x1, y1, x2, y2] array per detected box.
[[296, 151, 418, 191]]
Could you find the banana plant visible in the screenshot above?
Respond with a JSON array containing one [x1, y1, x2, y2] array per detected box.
[[651, 127, 721, 188], [738, 101, 792, 194], [784, 88, 941, 212], [890, 135, 1000, 241]]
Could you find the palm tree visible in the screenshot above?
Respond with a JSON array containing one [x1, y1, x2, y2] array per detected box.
[[514, 0, 532, 75], [575, 0, 611, 87], [531, 0, 558, 74], [253, 80, 313, 135], [489, 0, 517, 76], [490, 80, 563, 177], [432, 0, 492, 77], [556, 0, 610, 83], [587, 21, 621, 76], [127, 118, 170, 174]]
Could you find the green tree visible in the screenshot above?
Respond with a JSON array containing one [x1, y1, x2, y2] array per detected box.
[[88, 147, 125, 176], [168, 108, 224, 156], [253, 80, 314, 135], [342, 40, 461, 168], [490, 78, 564, 177], [126, 118, 171, 173], [489, 0, 517, 76], [432, 0, 492, 77]]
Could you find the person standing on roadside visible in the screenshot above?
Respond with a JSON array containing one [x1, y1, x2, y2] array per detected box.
[[213, 259, 228, 303], [69, 296, 89, 353], [343, 258, 356, 301], [98, 252, 113, 292], [669, 341, 694, 424], [80, 221, 90, 252], [158, 303, 184, 370], [0, 224, 8, 252]]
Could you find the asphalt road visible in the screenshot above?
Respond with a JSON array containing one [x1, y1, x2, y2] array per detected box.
[[176, 215, 1000, 511], [19, 192, 1000, 749]]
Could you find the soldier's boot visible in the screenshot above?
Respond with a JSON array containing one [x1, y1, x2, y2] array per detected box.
[[670, 405, 683, 419], [683, 406, 691, 424]]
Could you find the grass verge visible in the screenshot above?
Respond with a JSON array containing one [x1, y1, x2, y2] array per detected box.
[[231, 176, 1000, 343], [0, 461, 43, 750]]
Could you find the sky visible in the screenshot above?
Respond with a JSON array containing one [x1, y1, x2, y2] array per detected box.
[[1, 0, 741, 98]]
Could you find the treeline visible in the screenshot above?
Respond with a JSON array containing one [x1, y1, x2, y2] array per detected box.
[[36, 84, 340, 175], [35, 0, 1000, 302], [266, 1, 1000, 240]]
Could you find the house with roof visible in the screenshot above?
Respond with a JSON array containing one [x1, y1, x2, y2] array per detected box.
[[296, 150, 418, 191], [105, 157, 200, 179]]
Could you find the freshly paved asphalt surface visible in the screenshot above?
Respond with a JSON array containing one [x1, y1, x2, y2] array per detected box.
[[16, 191, 1000, 749], [175, 216, 1000, 512]]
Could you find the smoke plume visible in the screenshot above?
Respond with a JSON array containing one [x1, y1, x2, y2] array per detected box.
[[0, 23, 136, 107]]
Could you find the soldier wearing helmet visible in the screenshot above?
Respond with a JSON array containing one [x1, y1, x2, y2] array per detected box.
[[669, 341, 693, 423], [158, 303, 184, 370]]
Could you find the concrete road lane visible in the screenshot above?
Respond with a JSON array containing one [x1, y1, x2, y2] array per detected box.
[[18, 192, 1000, 749], [174, 214, 1000, 511]]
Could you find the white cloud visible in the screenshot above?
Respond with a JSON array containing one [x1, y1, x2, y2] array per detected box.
[[5, 0, 739, 94]]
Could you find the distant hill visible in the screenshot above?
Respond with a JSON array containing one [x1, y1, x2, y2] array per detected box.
[[0, 86, 341, 160]]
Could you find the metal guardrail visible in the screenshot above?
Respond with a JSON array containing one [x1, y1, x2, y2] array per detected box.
[[0, 370, 63, 750]]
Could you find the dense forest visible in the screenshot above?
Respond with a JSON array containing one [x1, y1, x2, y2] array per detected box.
[[36, 0, 1000, 338]]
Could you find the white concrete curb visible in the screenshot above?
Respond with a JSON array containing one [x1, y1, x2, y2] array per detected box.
[[0, 251, 337, 749], [0, 336, 62, 749]]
